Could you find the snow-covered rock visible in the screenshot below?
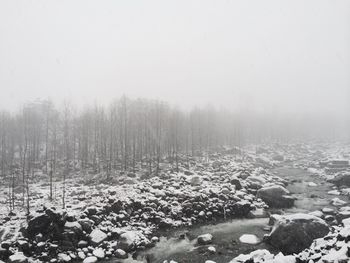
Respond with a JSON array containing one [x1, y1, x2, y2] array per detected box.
[[229, 249, 274, 263], [328, 172, 350, 187], [57, 253, 71, 262], [89, 229, 108, 246], [92, 248, 105, 259], [265, 213, 330, 254], [308, 182, 317, 187], [115, 249, 128, 259], [118, 231, 140, 252], [331, 197, 347, 206], [83, 256, 98, 263], [64, 221, 83, 236], [8, 252, 28, 263], [308, 210, 324, 218], [342, 217, 350, 226], [197, 233, 213, 245], [230, 248, 297, 262], [257, 185, 295, 208], [239, 234, 260, 244], [208, 246, 216, 253], [78, 251, 86, 260], [320, 244, 349, 262], [190, 175, 202, 186], [328, 189, 340, 195]]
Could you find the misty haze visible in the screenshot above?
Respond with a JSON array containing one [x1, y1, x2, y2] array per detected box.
[[0, 1, 350, 263]]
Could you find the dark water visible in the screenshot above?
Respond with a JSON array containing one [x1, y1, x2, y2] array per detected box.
[[128, 218, 274, 263], [105, 167, 343, 263]]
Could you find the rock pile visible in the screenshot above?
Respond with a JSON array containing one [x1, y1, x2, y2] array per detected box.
[[1, 156, 288, 262]]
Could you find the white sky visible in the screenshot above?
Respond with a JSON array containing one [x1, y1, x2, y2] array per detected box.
[[0, 0, 349, 116]]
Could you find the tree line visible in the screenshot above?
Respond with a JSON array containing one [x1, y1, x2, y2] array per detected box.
[[0, 97, 247, 213], [0, 96, 348, 214]]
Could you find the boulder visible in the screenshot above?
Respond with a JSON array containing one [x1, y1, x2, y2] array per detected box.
[[124, 178, 136, 184], [78, 251, 86, 260], [328, 173, 350, 187], [78, 218, 94, 233], [272, 154, 284, 161], [257, 185, 295, 208], [83, 256, 98, 263], [111, 200, 124, 213], [92, 248, 105, 259], [265, 213, 330, 254], [64, 221, 83, 236], [229, 250, 295, 263], [308, 210, 324, 219], [8, 252, 28, 263], [118, 231, 139, 252], [89, 229, 107, 246], [320, 245, 349, 263], [26, 214, 51, 238], [208, 246, 216, 253], [230, 177, 242, 190], [190, 175, 202, 186], [78, 240, 88, 248], [342, 217, 350, 226], [331, 197, 347, 206], [239, 234, 260, 245], [337, 207, 350, 222], [115, 249, 128, 259], [232, 200, 252, 216], [25, 209, 65, 239], [229, 249, 274, 263], [17, 240, 30, 253], [197, 233, 213, 245], [57, 253, 71, 262]]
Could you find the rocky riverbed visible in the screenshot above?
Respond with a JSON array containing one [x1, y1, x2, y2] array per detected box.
[[101, 166, 348, 263], [1, 143, 350, 263]]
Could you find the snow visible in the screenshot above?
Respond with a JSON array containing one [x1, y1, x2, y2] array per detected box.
[[239, 234, 260, 245], [83, 256, 98, 263], [279, 213, 326, 222], [208, 246, 216, 253], [92, 248, 105, 259], [197, 233, 213, 245], [321, 245, 349, 262], [331, 197, 347, 206], [230, 249, 274, 263], [89, 229, 108, 246], [342, 217, 350, 226], [328, 190, 341, 195], [8, 252, 28, 263]]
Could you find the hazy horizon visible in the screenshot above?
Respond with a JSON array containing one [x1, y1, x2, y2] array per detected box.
[[0, 0, 349, 118]]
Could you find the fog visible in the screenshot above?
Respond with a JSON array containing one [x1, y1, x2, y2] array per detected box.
[[2, 4, 350, 260], [0, 0, 349, 139]]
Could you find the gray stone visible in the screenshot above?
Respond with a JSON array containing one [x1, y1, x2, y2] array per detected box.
[[265, 213, 330, 254], [9, 253, 28, 263], [92, 248, 105, 259], [197, 233, 213, 245], [89, 229, 107, 246], [257, 185, 295, 208], [83, 256, 98, 263], [118, 231, 139, 252], [115, 249, 128, 259]]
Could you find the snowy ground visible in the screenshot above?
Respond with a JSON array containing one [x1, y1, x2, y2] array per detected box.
[[1, 142, 350, 263]]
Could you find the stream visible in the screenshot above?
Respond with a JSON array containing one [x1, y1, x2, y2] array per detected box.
[[106, 166, 344, 263]]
